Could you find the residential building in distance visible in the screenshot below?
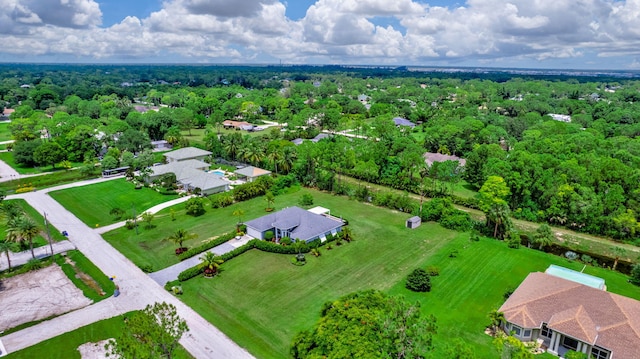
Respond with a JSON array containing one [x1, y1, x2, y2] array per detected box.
[[245, 206, 344, 243]]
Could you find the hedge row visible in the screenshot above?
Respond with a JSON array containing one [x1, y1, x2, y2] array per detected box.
[[178, 241, 256, 281], [177, 231, 237, 261], [253, 239, 311, 254]]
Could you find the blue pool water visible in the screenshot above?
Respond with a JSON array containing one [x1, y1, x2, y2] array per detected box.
[[545, 265, 605, 290], [210, 170, 225, 176]]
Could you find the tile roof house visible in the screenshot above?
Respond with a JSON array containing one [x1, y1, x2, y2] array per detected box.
[[498, 270, 640, 359], [147, 159, 228, 195], [245, 206, 344, 243], [164, 147, 212, 163], [234, 166, 271, 182]]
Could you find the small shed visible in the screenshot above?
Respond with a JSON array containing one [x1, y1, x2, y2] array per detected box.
[[406, 216, 421, 229]]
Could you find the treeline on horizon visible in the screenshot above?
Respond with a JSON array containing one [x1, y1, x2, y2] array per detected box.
[[1, 64, 639, 243]]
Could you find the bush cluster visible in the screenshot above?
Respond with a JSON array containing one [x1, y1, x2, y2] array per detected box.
[[210, 192, 234, 208], [405, 268, 432, 292], [178, 241, 256, 282], [233, 176, 274, 201], [254, 240, 310, 254]]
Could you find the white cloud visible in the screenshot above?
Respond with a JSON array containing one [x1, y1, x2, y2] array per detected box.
[[3, 0, 640, 68]]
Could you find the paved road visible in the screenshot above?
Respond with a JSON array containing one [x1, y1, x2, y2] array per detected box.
[[1, 189, 254, 358], [0, 240, 76, 269], [149, 235, 252, 286]]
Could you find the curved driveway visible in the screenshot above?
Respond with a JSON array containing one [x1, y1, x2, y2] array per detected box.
[[1, 182, 254, 358]]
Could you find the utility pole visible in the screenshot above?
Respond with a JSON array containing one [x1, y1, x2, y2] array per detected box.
[[132, 204, 138, 235], [44, 212, 53, 256]]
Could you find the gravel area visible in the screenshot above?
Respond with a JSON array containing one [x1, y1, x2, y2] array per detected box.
[[77, 339, 110, 359], [0, 265, 92, 332]]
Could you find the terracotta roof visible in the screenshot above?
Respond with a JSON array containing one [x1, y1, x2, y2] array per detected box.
[[499, 272, 640, 359], [234, 166, 271, 178]]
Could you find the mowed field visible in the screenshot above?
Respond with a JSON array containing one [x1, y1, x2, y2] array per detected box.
[[49, 178, 178, 227], [172, 192, 640, 359]]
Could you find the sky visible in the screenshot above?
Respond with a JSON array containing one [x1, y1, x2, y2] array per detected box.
[[1, 0, 640, 70]]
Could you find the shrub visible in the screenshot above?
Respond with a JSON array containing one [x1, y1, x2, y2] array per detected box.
[[280, 237, 292, 246], [139, 264, 154, 273], [299, 193, 314, 206], [124, 220, 137, 230], [185, 197, 206, 216], [291, 256, 306, 266], [219, 241, 255, 261], [264, 231, 274, 241], [210, 193, 234, 208], [171, 286, 183, 295], [178, 265, 204, 282], [630, 264, 640, 286], [255, 239, 309, 254], [426, 266, 440, 276], [15, 186, 36, 194], [405, 268, 431, 292], [507, 233, 521, 249], [565, 251, 579, 260], [24, 258, 44, 271], [164, 280, 180, 292], [564, 351, 587, 359], [440, 212, 474, 232]]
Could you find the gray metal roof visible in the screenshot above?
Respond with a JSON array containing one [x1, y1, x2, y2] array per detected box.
[[149, 160, 209, 180], [393, 117, 416, 127], [164, 147, 212, 161], [181, 172, 228, 191], [246, 206, 343, 241]]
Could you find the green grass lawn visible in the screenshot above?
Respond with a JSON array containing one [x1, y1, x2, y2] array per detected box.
[[4, 314, 193, 359], [180, 127, 269, 146], [102, 186, 308, 272], [0, 152, 82, 175], [49, 178, 178, 227], [0, 122, 12, 142], [171, 192, 640, 359]]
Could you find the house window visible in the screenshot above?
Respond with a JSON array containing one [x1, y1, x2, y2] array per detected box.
[[511, 325, 522, 336], [540, 323, 551, 338], [591, 346, 609, 359], [523, 329, 531, 338], [562, 336, 579, 351]]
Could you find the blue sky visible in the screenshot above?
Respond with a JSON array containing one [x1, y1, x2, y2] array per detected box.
[[2, 0, 640, 70]]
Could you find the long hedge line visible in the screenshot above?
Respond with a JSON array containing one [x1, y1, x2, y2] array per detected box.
[[177, 231, 237, 261], [177, 237, 322, 281]]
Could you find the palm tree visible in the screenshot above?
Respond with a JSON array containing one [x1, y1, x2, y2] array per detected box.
[[488, 310, 505, 334], [265, 191, 275, 211], [167, 229, 197, 254], [0, 239, 16, 271], [232, 209, 245, 232], [0, 201, 23, 221], [486, 203, 512, 240], [533, 224, 554, 250], [266, 148, 282, 175], [13, 216, 39, 259], [278, 146, 297, 174], [340, 227, 353, 243], [200, 252, 224, 277]]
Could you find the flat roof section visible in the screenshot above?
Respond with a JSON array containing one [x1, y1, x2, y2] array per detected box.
[[545, 265, 606, 290]]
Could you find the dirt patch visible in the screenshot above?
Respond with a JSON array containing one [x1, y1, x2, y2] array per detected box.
[[0, 265, 92, 332], [78, 339, 111, 359]]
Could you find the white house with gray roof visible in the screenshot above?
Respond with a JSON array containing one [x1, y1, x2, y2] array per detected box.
[[164, 147, 212, 163], [245, 206, 344, 243], [147, 159, 228, 195]]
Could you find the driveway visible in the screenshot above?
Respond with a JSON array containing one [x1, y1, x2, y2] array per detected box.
[[1, 189, 254, 358]]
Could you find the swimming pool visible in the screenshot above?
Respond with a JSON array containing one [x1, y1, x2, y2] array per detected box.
[[210, 170, 225, 176], [545, 265, 605, 290]]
